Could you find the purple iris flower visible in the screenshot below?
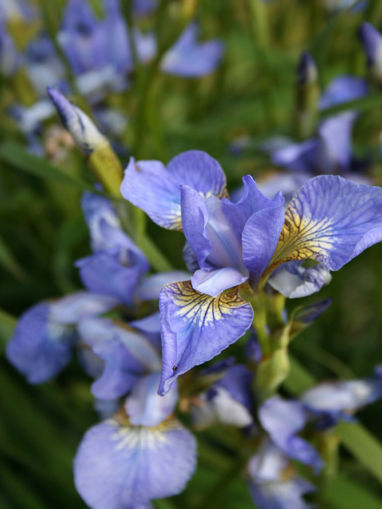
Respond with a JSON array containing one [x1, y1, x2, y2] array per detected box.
[[259, 396, 323, 472], [121, 150, 382, 393], [74, 313, 196, 508], [6, 292, 119, 383], [74, 416, 196, 509], [260, 369, 382, 467], [58, 0, 223, 81], [248, 440, 315, 509]]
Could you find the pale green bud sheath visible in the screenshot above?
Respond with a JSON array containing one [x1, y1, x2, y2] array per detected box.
[[47, 88, 123, 197]]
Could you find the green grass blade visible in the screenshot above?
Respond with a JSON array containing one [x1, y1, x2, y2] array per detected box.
[[0, 236, 27, 281], [324, 476, 382, 509], [0, 309, 16, 351], [0, 140, 92, 191]]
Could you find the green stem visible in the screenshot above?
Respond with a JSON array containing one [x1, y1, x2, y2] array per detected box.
[[248, 0, 269, 49], [250, 293, 270, 355]]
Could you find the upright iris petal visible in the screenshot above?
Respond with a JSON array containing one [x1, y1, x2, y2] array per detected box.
[[158, 281, 253, 394], [74, 417, 197, 509], [267, 175, 382, 277], [181, 175, 284, 295], [121, 150, 226, 230]]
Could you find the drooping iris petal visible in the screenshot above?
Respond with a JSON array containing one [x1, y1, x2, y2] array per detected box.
[[268, 261, 332, 298], [248, 440, 314, 509], [135, 271, 190, 301], [121, 150, 226, 230], [301, 369, 382, 426], [74, 418, 197, 509], [268, 175, 382, 275], [161, 23, 223, 77], [259, 396, 323, 472], [6, 302, 76, 384], [78, 317, 161, 399], [125, 372, 178, 426], [181, 186, 247, 282], [159, 281, 253, 394]]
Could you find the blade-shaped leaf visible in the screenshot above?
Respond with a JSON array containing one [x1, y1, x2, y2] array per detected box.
[[0, 140, 92, 190], [0, 236, 27, 281], [324, 476, 382, 509]]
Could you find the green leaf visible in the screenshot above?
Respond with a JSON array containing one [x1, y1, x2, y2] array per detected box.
[[321, 93, 382, 119], [0, 236, 27, 281], [285, 356, 382, 483], [309, 0, 365, 72], [324, 476, 382, 509], [0, 140, 92, 191], [0, 309, 16, 352], [337, 421, 382, 484]]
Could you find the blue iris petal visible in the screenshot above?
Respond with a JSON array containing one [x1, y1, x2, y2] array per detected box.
[[74, 418, 197, 509]]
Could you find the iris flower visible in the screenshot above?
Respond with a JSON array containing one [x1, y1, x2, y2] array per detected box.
[[121, 150, 382, 393]]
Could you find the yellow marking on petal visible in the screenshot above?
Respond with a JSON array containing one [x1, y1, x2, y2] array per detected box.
[[268, 208, 336, 272], [109, 418, 183, 451], [170, 281, 247, 327]]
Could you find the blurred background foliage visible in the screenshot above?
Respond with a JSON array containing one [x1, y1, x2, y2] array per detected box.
[[1, 0, 382, 507]]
